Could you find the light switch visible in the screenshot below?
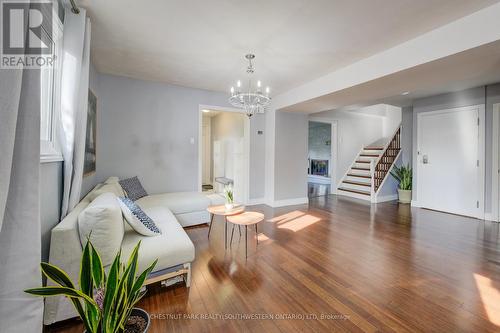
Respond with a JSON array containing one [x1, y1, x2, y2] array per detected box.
[[190, 137, 195, 144]]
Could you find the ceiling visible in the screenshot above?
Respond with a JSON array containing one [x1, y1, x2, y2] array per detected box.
[[80, 0, 499, 95], [283, 39, 500, 113]]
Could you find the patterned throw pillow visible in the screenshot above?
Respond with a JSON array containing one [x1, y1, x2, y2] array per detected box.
[[119, 176, 148, 201], [117, 197, 161, 236]]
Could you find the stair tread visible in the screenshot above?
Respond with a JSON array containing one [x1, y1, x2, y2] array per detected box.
[[338, 187, 371, 196], [347, 173, 371, 179], [364, 147, 384, 150], [355, 160, 371, 164], [360, 154, 380, 157], [352, 167, 370, 171], [342, 180, 371, 187]]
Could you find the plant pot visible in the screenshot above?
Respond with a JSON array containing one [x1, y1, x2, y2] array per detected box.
[[84, 308, 150, 333], [225, 203, 234, 210], [397, 189, 412, 204]]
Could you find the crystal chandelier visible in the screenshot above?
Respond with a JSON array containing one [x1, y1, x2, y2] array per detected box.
[[229, 54, 271, 117]]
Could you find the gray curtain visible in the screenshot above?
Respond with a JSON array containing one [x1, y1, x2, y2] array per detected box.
[[0, 61, 43, 332], [60, 9, 91, 218]]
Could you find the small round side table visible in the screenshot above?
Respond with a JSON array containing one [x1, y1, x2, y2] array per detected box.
[[226, 211, 264, 259], [207, 205, 245, 249]]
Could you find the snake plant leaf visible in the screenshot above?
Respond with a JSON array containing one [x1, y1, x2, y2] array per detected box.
[[24, 286, 97, 306], [390, 163, 413, 190], [89, 242, 104, 288], [103, 250, 121, 326], [131, 259, 157, 298], [125, 241, 141, 290], [40, 262, 76, 289], [80, 241, 93, 297]]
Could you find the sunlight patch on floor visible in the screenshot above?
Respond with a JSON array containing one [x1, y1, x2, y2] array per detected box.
[[267, 210, 321, 232], [474, 273, 500, 326]]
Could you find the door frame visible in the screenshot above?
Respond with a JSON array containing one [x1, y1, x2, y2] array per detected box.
[[416, 104, 485, 219], [307, 117, 339, 194], [198, 104, 250, 205], [491, 103, 500, 222]]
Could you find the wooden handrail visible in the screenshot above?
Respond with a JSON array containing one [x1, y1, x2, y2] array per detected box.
[[374, 126, 401, 192]]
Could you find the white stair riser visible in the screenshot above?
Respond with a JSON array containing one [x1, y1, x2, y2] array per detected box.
[[349, 169, 371, 175], [342, 182, 372, 191], [345, 175, 372, 182], [352, 163, 371, 170]]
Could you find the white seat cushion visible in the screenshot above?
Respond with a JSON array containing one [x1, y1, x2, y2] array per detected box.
[[78, 192, 124, 266], [136, 192, 211, 215], [120, 206, 195, 273]]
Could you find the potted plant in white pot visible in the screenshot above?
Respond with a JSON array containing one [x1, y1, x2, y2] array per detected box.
[[25, 240, 156, 333], [390, 164, 413, 204]]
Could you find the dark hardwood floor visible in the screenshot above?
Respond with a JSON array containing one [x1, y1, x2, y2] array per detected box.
[[47, 195, 500, 332]]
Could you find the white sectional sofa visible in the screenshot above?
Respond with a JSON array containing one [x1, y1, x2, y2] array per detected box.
[[44, 178, 224, 325]]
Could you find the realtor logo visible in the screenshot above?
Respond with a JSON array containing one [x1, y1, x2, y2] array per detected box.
[[1, 0, 55, 68]]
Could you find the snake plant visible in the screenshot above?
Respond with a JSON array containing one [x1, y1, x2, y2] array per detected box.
[[25, 241, 157, 333], [224, 185, 234, 204], [390, 164, 413, 190]]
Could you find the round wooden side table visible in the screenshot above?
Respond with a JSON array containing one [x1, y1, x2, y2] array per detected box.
[[207, 204, 245, 249], [226, 211, 264, 259]]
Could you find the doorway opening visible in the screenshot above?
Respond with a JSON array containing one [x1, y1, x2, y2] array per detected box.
[[307, 119, 337, 198], [199, 106, 250, 204]]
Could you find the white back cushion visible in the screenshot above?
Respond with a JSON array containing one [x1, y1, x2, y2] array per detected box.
[[78, 192, 124, 266], [87, 183, 125, 202]]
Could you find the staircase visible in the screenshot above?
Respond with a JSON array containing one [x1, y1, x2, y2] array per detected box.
[[337, 126, 401, 202]]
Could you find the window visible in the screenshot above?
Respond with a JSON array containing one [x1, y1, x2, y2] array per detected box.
[[40, 7, 63, 162]]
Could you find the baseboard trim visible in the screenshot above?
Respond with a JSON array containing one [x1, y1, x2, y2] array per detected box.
[[272, 197, 309, 208], [484, 213, 499, 222], [247, 197, 266, 206], [374, 194, 398, 203], [411, 200, 420, 207]]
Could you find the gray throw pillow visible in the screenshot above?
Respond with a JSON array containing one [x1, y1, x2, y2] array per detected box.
[[119, 176, 148, 201]]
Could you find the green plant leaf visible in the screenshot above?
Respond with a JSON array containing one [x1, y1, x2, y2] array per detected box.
[[131, 259, 157, 298], [123, 241, 141, 294], [40, 262, 76, 289], [103, 250, 121, 327], [391, 164, 412, 190], [90, 243, 104, 288], [80, 241, 93, 297], [25, 286, 97, 305]]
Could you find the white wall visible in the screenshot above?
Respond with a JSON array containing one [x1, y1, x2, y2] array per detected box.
[[80, 73, 267, 199], [274, 111, 309, 202], [401, 106, 413, 165], [312, 109, 385, 188], [412, 84, 500, 214], [383, 105, 402, 138]]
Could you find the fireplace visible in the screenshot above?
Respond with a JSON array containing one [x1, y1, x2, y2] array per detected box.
[[310, 159, 328, 177]]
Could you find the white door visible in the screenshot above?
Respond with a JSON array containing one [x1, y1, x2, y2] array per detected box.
[[417, 106, 483, 218]]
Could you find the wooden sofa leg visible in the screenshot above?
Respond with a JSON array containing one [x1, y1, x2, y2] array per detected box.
[[184, 263, 191, 288]]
